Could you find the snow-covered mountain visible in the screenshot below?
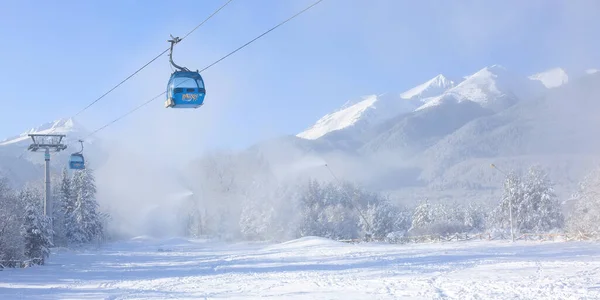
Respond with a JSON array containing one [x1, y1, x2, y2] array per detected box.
[[258, 64, 600, 203], [417, 71, 600, 193], [417, 65, 546, 112], [0, 118, 90, 147], [400, 74, 456, 101], [298, 65, 551, 142], [296, 65, 551, 162], [297, 74, 457, 140], [529, 67, 569, 89]]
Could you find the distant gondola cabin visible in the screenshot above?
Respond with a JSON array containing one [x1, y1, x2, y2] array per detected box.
[[69, 153, 85, 170]]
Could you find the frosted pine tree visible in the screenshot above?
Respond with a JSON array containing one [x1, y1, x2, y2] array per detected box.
[[492, 172, 523, 234], [298, 179, 324, 237], [361, 202, 379, 237], [239, 175, 272, 241], [328, 182, 361, 240], [521, 166, 564, 233], [63, 170, 79, 244], [20, 187, 53, 264], [70, 169, 104, 244], [239, 195, 269, 240], [53, 168, 73, 246], [184, 199, 204, 238], [409, 199, 433, 235]]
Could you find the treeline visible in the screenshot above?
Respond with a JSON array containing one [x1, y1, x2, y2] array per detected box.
[[182, 154, 600, 242], [0, 168, 108, 266]]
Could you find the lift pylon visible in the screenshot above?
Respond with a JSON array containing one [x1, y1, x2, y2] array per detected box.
[[27, 134, 67, 233]]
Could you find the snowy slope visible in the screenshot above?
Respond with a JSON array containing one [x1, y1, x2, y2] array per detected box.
[[1, 237, 599, 299], [529, 67, 569, 88], [297, 74, 456, 140], [360, 99, 492, 158], [297, 94, 417, 140]]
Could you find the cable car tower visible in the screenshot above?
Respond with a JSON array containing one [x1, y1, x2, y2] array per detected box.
[[27, 134, 67, 225]]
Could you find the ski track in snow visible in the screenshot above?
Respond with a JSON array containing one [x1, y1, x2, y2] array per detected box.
[[1, 237, 599, 299]]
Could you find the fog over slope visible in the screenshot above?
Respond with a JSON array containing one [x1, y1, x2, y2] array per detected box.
[[3, 66, 600, 237]]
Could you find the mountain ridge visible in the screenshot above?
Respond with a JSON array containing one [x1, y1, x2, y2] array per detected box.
[[297, 73, 459, 140]]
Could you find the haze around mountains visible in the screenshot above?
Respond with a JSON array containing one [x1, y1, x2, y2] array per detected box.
[[3, 65, 600, 207]]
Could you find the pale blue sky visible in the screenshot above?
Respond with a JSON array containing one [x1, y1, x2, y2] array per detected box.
[[1, 0, 599, 157]]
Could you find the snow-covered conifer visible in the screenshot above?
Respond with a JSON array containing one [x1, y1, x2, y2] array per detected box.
[[521, 166, 564, 232], [70, 169, 104, 244], [492, 172, 523, 234], [20, 187, 52, 264], [409, 199, 433, 234]]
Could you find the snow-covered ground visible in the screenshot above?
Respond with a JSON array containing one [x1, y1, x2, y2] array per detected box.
[[1, 237, 599, 299]]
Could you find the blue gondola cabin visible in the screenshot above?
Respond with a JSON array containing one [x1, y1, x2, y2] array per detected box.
[[165, 71, 206, 109], [69, 153, 85, 170]]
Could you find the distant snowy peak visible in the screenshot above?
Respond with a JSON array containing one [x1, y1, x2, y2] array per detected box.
[[529, 68, 569, 88], [586, 69, 598, 75], [27, 118, 76, 135], [297, 93, 417, 140], [400, 74, 455, 101], [0, 118, 87, 146], [448, 64, 510, 102], [417, 65, 545, 111]]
